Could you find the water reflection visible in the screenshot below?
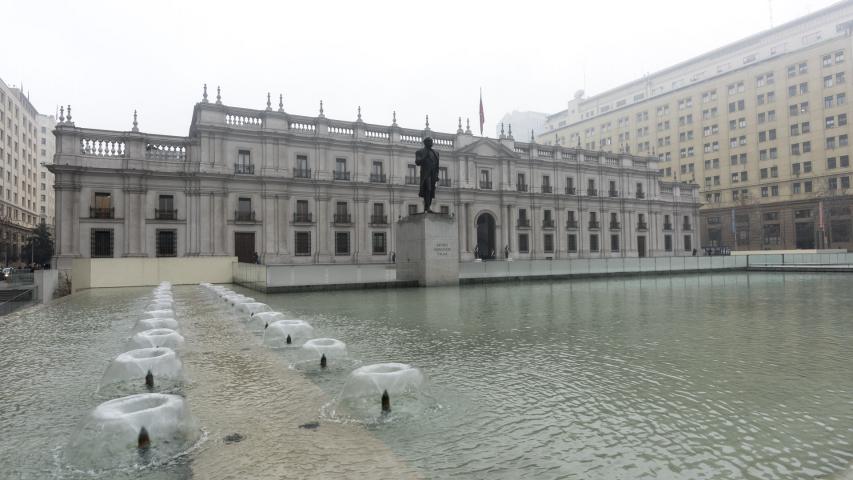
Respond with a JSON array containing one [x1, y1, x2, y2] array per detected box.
[[252, 272, 853, 479]]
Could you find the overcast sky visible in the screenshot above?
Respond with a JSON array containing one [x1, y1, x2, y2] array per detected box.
[[0, 0, 841, 137]]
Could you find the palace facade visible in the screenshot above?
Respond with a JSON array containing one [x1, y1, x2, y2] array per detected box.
[[50, 91, 700, 276]]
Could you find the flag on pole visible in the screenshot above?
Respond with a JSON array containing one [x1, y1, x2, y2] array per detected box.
[[479, 88, 485, 136]]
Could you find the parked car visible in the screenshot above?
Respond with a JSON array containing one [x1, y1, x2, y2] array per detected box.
[[2, 268, 10, 279]]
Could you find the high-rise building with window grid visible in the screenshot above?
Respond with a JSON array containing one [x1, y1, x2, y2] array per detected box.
[[539, 1, 853, 251]]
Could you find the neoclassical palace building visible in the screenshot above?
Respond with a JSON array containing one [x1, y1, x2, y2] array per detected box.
[[50, 89, 700, 275]]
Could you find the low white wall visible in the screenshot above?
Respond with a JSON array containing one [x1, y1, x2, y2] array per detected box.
[[232, 262, 268, 291], [71, 257, 237, 291], [461, 256, 747, 279], [261, 263, 396, 288], [34, 269, 59, 303], [745, 252, 853, 265]]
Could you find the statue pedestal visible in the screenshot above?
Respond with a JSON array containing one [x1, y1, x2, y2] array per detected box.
[[395, 213, 459, 287]]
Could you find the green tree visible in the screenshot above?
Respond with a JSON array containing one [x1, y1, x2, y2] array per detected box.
[[21, 223, 54, 265]]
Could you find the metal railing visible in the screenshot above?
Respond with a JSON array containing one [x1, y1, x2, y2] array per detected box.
[[480, 181, 493, 190], [405, 176, 419, 185], [517, 184, 528, 192], [334, 171, 350, 181], [293, 168, 312, 178], [155, 208, 177, 220], [90, 207, 114, 219], [683, 223, 693, 231], [587, 188, 598, 197], [565, 186, 576, 195], [663, 223, 673, 231], [636, 191, 646, 199], [234, 163, 255, 174], [608, 190, 619, 197], [542, 219, 555, 228], [637, 222, 648, 231], [370, 173, 387, 183], [566, 220, 578, 229], [589, 220, 600, 229], [293, 212, 313, 223], [370, 214, 388, 225], [439, 178, 452, 187], [333, 213, 352, 224], [542, 185, 553, 193], [517, 218, 530, 228], [235, 210, 256, 221], [0, 288, 36, 317], [610, 221, 622, 229]]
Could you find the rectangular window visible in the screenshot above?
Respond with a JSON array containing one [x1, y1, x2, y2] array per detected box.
[[372, 232, 387, 255], [518, 234, 529, 253], [335, 232, 350, 255], [296, 154, 309, 171], [90, 229, 114, 258], [683, 235, 692, 252], [543, 234, 554, 253], [295, 231, 311, 256], [610, 234, 619, 252], [664, 235, 672, 252], [567, 234, 577, 253], [156, 229, 177, 257], [589, 234, 599, 252]]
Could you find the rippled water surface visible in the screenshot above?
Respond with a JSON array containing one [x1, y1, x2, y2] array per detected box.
[[2, 272, 853, 479], [257, 273, 853, 479]]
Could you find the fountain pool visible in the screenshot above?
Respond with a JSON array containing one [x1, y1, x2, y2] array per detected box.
[[2, 272, 853, 479]]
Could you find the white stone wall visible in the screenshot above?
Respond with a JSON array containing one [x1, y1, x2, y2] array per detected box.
[[50, 101, 701, 276]]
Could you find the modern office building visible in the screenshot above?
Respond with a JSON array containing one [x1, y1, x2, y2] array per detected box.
[[49, 89, 699, 280], [0, 77, 55, 265], [38, 113, 56, 231], [540, 1, 853, 250]]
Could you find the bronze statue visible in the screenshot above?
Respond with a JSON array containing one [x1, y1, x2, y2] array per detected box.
[[415, 137, 440, 212]]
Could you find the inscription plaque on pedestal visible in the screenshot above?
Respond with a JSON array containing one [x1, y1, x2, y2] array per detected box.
[[395, 213, 459, 287]]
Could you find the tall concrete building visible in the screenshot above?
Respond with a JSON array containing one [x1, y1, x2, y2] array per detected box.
[[540, 1, 853, 251], [38, 113, 56, 230], [48, 89, 699, 282], [0, 77, 55, 265]]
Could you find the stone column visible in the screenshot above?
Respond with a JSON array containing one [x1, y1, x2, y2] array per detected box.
[[357, 198, 370, 263], [316, 195, 330, 262], [262, 194, 276, 261], [279, 195, 289, 257], [506, 204, 514, 255]]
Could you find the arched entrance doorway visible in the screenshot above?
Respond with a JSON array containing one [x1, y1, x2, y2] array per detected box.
[[475, 213, 496, 259]]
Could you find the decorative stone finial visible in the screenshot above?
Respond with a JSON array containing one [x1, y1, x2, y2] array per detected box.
[[216, 86, 222, 105], [266, 92, 272, 111], [132, 110, 139, 132], [499, 122, 505, 139], [202, 84, 209, 103], [357, 106, 362, 121], [554, 133, 559, 145], [508, 124, 513, 140], [278, 94, 284, 112], [465, 118, 471, 134], [59, 106, 65, 123], [392, 110, 397, 126], [66, 105, 72, 123], [425, 114, 430, 130], [319, 100, 325, 118], [457, 117, 463, 134]]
